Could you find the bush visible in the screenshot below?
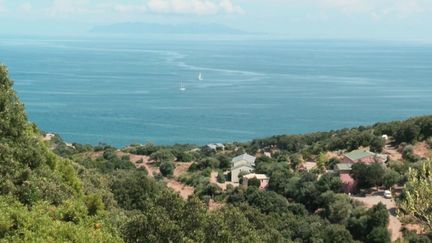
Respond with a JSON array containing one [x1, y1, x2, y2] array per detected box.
[[402, 145, 421, 162], [216, 172, 226, 183], [150, 149, 175, 163], [248, 178, 261, 188], [160, 162, 175, 177]]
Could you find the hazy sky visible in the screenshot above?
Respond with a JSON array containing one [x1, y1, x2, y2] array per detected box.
[[1, 0, 431, 40]]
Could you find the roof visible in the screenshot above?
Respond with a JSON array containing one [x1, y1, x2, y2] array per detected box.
[[207, 143, 224, 149], [232, 153, 256, 164], [231, 163, 254, 171], [335, 163, 352, 171], [344, 150, 375, 161], [207, 144, 217, 150], [243, 173, 269, 180]]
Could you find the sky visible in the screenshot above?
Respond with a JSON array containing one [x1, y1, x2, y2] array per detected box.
[[0, 0, 432, 40]]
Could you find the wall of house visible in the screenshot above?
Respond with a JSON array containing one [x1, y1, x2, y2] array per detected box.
[[231, 166, 253, 183]]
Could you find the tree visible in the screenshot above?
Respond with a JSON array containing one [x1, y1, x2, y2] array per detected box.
[[367, 203, 389, 229], [248, 178, 261, 188], [403, 145, 421, 162], [351, 163, 385, 189], [400, 160, 432, 229], [394, 123, 420, 144], [150, 149, 175, 163], [366, 227, 391, 243], [160, 161, 175, 177], [216, 172, 226, 183], [324, 224, 354, 243], [370, 136, 385, 153], [316, 152, 328, 172], [382, 169, 401, 188], [289, 153, 303, 170]]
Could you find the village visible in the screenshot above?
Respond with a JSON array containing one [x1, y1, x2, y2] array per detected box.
[[44, 126, 431, 242]]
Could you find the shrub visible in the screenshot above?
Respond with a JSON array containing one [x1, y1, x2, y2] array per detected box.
[[160, 162, 175, 177]]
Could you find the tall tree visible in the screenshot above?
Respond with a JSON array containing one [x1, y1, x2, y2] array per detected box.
[[400, 160, 432, 229]]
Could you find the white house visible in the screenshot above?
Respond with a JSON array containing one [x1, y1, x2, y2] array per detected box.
[[230, 153, 256, 183], [206, 143, 225, 151]]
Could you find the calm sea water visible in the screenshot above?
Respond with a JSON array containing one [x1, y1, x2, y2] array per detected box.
[[1, 37, 431, 146]]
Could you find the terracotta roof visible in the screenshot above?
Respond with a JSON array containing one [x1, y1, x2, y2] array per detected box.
[[243, 173, 269, 180]]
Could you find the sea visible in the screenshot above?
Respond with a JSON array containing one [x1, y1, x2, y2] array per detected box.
[[1, 36, 431, 146]]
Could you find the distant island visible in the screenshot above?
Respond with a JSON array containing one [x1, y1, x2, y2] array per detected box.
[[90, 22, 248, 35]]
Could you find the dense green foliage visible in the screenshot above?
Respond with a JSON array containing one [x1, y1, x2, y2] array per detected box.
[[401, 159, 432, 230], [0, 65, 121, 241]]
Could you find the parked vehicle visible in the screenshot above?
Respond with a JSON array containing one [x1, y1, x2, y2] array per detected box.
[[384, 190, 392, 199]]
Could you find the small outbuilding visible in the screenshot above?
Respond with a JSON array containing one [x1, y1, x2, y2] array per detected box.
[[206, 143, 225, 151], [242, 173, 269, 189]]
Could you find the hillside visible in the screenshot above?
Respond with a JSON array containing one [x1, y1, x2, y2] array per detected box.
[[1, 64, 431, 242]]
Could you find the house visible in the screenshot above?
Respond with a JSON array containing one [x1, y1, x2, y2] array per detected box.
[[230, 153, 256, 183], [334, 163, 352, 173], [342, 150, 387, 164], [334, 163, 356, 193], [242, 173, 269, 189], [336, 149, 387, 194], [206, 143, 225, 151], [43, 133, 55, 141]]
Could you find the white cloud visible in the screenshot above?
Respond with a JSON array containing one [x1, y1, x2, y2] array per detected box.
[[319, 0, 431, 18], [148, 0, 171, 13], [113, 4, 147, 14], [220, 0, 244, 14], [321, 0, 373, 14], [384, 0, 425, 18], [147, 0, 243, 15], [18, 2, 32, 13], [0, 0, 6, 13], [47, 0, 98, 16]]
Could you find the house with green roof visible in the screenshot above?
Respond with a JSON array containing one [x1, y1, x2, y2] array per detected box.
[[342, 149, 387, 164]]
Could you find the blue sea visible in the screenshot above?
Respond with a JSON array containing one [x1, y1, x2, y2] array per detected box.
[[1, 37, 431, 146]]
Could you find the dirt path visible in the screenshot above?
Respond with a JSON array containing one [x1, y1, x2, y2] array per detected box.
[[120, 152, 194, 200], [351, 191, 402, 241], [413, 141, 431, 158], [117, 151, 159, 177], [383, 145, 402, 161], [165, 162, 194, 199], [173, 162, 193, 177], [165, 179, 194, 200]]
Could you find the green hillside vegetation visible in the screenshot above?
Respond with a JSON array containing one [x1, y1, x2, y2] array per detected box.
[[1, 64, 431, 242]]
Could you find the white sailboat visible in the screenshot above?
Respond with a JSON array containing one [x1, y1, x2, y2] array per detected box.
[[180, 81, 186, 91], [198, 72, 203, 81]]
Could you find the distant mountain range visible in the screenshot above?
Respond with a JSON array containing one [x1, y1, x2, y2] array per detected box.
[[90, 23, 247, 35]]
